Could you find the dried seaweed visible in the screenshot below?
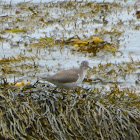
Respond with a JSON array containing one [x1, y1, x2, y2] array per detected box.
[[0, 84, 139, 140]]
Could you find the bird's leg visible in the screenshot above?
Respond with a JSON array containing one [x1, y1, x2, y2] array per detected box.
[[67, 89, 71, 100], [61, 88, 66, 100], [61, 88, 63, 93]]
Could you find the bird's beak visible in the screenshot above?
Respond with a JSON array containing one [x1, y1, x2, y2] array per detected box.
[[88, 65, 92, 69]]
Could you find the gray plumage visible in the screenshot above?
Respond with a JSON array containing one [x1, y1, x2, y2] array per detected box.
[[39, 61, 91, 88]]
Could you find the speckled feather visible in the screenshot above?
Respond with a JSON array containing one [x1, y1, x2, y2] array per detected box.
[[39, 61, 91, 88], [41, 68, 81, 83]]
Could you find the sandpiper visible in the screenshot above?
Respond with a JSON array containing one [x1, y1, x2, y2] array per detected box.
[[40, 61, 91, 98]]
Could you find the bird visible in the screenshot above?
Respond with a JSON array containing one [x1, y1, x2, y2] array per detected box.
[[39, 61, 91, 99]]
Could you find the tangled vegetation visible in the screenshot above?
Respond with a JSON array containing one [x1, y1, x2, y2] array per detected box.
[[0, 82, 140, 140]]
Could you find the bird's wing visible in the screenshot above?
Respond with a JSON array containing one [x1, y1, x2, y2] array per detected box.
[[51, 69, 80, 83]]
